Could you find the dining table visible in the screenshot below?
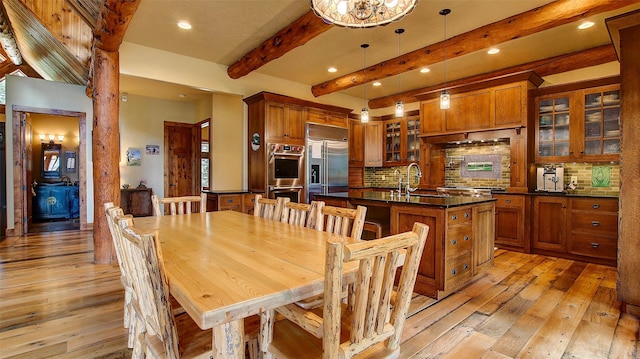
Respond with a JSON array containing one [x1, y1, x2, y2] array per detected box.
[[134, 210, 360, 359]]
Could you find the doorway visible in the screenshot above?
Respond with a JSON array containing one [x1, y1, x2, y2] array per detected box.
[[164, 121, 199, 197], [12, 106, 87, 235]]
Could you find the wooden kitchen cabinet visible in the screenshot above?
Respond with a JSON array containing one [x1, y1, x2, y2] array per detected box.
[[532, 196, 567, 252], [533, 79, 620, 163], [265, 101, 305, 143], [121, 188, 153, 217], [382, 112, 420, 166], [348, 119, 364, 166], [206, 192, 256, 214], [364, 121, 382, 167], [307, 107, 348, 128], [494, 194, 529, 252]]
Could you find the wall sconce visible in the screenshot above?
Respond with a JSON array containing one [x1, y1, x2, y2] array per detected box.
[[40, 134, 64, 143]]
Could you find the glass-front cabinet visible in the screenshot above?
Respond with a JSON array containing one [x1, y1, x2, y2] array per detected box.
[[583, 86, 620, 160], [383, 114, 420, 166], [534, 82, 620, 163]]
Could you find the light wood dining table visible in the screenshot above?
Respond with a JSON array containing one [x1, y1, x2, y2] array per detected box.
[[134, 210, 359, 359]]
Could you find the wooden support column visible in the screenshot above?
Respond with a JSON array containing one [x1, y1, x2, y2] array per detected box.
[[607, 9, 640, 316], [92, 47, 120, 263]]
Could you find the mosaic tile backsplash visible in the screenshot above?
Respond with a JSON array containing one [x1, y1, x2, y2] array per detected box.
[[363, 140, 620, 196]]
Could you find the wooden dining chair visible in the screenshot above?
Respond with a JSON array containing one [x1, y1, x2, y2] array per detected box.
[[318, 204, 367, 240], [118, 220, 260, 359], [104, 202, 139, 349], [151, 193, 207, 216], [260, 222, 429, 359], [280, 200, 324, 229], [253, 194, 289, 220]]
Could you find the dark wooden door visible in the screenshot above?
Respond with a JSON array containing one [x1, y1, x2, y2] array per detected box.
[[164, 122, 198, 197]]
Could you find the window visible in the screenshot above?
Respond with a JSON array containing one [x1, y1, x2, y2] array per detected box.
[[200, 120, 210, 189]]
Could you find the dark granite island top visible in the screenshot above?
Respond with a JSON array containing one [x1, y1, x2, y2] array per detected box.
[[315, 191, 496, 208]]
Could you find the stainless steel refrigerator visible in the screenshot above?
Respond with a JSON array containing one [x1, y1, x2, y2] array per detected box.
[[306, 123, 348, 202]]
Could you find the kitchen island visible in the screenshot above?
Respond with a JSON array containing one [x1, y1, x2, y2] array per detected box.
[[316, 191, 496, 299]]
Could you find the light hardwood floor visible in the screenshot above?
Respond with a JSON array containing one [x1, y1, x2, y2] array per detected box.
[[0, 230, 638, 358]]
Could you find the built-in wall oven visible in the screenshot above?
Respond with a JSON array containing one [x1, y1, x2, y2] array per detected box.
[[267, 143, 304, 203]]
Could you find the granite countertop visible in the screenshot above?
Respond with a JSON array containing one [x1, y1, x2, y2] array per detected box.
[[316, 191, 496, 208]]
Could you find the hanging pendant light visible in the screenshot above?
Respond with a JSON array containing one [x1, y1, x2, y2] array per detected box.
[[361, 43, 370, 123], [395, 28, 405, 117], [440, 8, 451, 110]]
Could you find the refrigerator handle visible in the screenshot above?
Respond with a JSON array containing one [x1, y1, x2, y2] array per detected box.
[[323, 141, 329, 195]]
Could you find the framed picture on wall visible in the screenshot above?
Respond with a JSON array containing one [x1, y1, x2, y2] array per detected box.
[[65, 151, 76, 172], [126, 148, 141, 166]]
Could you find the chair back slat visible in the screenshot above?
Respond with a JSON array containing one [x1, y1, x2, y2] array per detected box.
[[254, 194, 288, 220], [119, 220, 181, 359], [319, 205, 367, 240], [323, 222, 429, 358], [281, 201, 324, 229], [152, 193, 207, 217]]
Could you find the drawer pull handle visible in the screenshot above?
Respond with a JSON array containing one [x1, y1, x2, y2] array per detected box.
[[591, 221, 600, 227], [452, 215, 458, 220], [464, 264, 469, 270], [464, 235, 469, 241], [592, 204, 600, 209], [591, 243, 600, 248], [451, 239, 457, 245], [227, 199, 234, 203], [464, 212, 470, 218], [505, 199, 511, 204], [451, 269, 457, 275]]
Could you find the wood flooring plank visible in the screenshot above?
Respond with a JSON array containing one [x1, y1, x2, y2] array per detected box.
[[516, 264, 606, 358], [410, 312, 488, 358], [440, 331, 497, 359], [608, 313, 639, 359]]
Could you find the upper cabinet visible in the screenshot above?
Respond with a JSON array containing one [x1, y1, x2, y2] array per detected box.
[[533, 81, 620, 163], [265, 102, 306, 143], [383, 113, 420, 166], [307, 108, 348, 128], [418, 72, 542, 137], [348, 119, 382, 168]]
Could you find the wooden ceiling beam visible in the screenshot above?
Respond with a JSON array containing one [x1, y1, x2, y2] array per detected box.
[[312, 0, 636, 98], [227, 10, 331, 79], [369, 45, 617, 109], [93, 0, 141, 52], [67, 0, 102, 28], [0, 4, 22, 65]]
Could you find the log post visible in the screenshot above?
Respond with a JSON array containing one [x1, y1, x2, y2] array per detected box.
[[92, 47, 120, 263]]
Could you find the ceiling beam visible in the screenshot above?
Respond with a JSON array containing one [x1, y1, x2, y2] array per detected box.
[[369, 45, 617, 109], [93, 0, 141, 52], [312, 0, 636, 98], [67, 0, 102, 28], [227, 10, 331, 79], [0, 4, 22, 65]]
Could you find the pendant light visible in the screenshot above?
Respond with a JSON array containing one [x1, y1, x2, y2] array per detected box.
[[361, 43, 370, 123], [440, 8, 451, 110], [395, 28, 405, 117]]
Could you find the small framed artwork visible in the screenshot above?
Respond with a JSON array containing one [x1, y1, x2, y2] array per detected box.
[[126, 148, 142, 166], [65, 151, 76, 172], [146, 145, 160, 155]]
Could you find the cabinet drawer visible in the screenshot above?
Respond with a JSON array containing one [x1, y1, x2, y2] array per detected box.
[[494, 195, 524, 207], [218, 195, 242, 210], [444, 253, 473, 291], [571, 198, 618, 212], [243, 194, 257, 208], [571, 212, 618, 236], [447, 208, 472, 224], [569, 234, 617, 260], [445, 225, 472, 257]]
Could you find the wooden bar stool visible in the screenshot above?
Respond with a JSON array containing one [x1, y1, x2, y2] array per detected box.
[[363, 220, 383, 239]]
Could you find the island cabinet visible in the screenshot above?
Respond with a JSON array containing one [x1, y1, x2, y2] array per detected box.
[[418, 73, 542, 136], [532, 196, 618, 266], [494, 194, 530, 252], [532, 78, 620, 163], [391, 201, 495, 299], [206, 192, 257, 215]]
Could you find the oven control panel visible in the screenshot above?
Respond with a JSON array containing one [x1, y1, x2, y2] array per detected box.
[[269, 143, 305, 155]]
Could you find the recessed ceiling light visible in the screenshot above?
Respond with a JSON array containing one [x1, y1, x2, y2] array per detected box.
[[327, 67, 337, 73], [578, 21, 595, 30], [420, 68, 430, 73], [177, 21, 192, 30], [372, 81, 382, 87], [487, 48, 500, 55]]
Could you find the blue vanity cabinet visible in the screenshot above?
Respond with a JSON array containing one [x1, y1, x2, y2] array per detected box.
[[33, 185, 80, 220]]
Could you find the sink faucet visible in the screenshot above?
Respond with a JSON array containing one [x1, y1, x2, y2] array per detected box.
[[61, 175, 71, 185], [405, 162, 422, 195], [393, 169, 404, 196]]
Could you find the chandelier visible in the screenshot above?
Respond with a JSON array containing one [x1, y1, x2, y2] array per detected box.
[[311, 0, 418, 28]]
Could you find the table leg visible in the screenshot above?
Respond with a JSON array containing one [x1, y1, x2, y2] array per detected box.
[[212, 319, 245, 359]]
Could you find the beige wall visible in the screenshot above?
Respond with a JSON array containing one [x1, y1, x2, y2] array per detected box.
[[210, 93, 245, 190]]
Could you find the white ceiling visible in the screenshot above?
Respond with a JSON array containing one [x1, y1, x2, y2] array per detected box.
[[119, 1, 640, 104]]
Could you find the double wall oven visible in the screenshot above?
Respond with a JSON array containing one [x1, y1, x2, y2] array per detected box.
[[267, 143, 305, 202]]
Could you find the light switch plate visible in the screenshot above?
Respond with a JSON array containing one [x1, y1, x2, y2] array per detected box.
[[382, 175, 386, 180], [571, 176, 578, 185]]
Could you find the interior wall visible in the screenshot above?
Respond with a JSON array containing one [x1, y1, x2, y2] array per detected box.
[[118, 93, 198, 199], [31, 114, 80, 183], [210, 92, 244, 190], [5, 76, 93, 229]]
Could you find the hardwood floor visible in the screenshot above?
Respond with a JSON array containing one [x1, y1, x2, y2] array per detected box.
[[0, 230, 637, 358]]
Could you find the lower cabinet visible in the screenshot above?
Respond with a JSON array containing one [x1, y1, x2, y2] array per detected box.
[[391, 202, 495, 299], [33, 185, 80, 220], [206, 192, 257, 214], [494, 194, 529, 252], [532, 196, 617, 266]]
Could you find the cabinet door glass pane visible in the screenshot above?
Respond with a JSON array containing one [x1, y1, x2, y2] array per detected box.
[[584, 89, 620, 156], [538, 96, 570, 158]]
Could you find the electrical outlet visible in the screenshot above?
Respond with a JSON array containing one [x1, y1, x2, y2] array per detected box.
[[571, 176, 578, 185], [381, 175, 386, 180]]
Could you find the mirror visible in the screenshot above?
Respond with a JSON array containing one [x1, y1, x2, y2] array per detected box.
[[42, 143, 62, 179]]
